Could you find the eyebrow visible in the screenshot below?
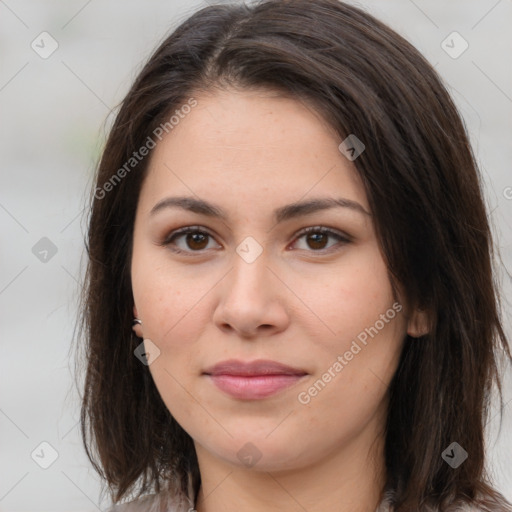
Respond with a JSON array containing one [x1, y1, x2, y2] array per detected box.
[[149, 195, 371, 223]]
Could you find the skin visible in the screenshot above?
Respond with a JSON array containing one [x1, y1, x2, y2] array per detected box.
[[131, 88, 428, 512]]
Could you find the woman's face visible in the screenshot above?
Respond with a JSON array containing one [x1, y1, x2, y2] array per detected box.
[[131, 88, 422, 473]]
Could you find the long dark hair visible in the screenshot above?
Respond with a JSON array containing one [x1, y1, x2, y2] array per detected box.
[[77, 0, 512, 509]]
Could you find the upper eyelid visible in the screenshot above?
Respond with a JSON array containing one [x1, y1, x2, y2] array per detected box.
[[163, 225, 351, 250]]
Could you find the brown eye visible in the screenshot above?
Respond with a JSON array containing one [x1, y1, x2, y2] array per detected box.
[[162, 226, 219, 254], [161, 225, 350, 256], [292, 226, 351, 253], [305, 231, 329, 250], [184, 232, 209, 250]]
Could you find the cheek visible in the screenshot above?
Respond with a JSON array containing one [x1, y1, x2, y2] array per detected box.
[[292, 246, 398, 343], [131, 246, 188, 341], [296, 312, 405, 441]]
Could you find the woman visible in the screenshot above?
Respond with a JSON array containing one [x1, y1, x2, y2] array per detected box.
[[78, 0, 512, 510]]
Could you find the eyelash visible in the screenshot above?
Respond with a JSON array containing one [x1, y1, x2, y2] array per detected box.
[[160, 225, 351, 256]]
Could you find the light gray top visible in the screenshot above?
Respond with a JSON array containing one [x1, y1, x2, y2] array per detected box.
[[105, 486, 512, 512], [105, 491, 391, 512]]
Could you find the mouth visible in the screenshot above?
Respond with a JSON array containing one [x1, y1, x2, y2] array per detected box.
[[203, 359, 308, 400]]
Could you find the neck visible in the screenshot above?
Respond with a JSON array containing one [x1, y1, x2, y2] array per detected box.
[[193, 420, 387, 512]]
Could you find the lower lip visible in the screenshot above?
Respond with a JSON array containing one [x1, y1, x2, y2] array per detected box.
[[207, 374, 305, 400]]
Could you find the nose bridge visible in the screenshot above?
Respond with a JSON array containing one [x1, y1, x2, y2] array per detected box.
[[212, 238, 288, 336], [229, 238, 271, 296]]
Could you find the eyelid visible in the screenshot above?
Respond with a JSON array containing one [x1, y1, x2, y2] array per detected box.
[[161, 225, 219, 251], [160, 224, 352, 255], [293, 225, 352, 243]]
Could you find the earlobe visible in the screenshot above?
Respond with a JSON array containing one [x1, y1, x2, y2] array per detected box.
[[407, 307, 430, 338], [132, 305, 143, 338]]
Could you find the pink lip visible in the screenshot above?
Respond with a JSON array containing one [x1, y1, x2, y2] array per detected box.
[[203, 359, 307, 400]]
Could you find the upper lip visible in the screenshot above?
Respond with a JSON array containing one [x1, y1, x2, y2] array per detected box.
[[203, 359, 307, 376]]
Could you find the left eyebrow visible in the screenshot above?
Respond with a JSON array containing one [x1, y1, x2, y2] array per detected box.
[[274, 197, 371, 222], [149, 195, 371, 222]]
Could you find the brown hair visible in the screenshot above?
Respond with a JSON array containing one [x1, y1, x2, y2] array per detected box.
[[77, 0, 512, 509]]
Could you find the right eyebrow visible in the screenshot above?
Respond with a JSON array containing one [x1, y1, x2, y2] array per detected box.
[[149, 195, 371, 223]]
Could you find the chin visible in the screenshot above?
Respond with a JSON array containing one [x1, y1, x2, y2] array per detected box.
[[204, 435, 314, 473]]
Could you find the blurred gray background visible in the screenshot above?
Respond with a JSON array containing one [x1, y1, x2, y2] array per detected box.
[[1, 0, 511, 510]]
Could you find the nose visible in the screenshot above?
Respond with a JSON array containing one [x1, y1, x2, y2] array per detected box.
[[212, 250, 290, 339]]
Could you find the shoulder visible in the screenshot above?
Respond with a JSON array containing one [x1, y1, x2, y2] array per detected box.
[[440, 491, 512, 512], [377, 488, 512, 512], [105, 491, 194, 512], [461, 492, 512, 512]]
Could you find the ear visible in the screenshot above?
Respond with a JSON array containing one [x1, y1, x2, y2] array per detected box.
[[132, 305, 143, 338], [407, 307, 430, 338]]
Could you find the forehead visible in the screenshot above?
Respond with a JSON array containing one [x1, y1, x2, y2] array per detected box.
[[139, 88, 369, 215]]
